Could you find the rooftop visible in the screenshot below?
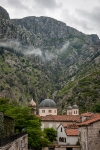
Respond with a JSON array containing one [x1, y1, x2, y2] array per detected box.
[[79, 115, 100, 126], [41, 115, 81, 123], [39, 99, 56, 108], [81, 112, 94, 117], [65, 129, 79, 136], [61, 123, 78, 129]]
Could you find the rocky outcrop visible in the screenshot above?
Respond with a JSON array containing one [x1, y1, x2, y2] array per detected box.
[[0, 6, 10, 19]]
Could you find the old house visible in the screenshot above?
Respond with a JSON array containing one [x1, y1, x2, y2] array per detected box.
[[0, 112, 28, 150], [41, 115, 81, 130], [39, 99, 57, 116], [57, 123, 79, 146], [78, 114, 100, 150]]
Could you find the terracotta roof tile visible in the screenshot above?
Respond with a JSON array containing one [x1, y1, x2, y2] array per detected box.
[[41, 115, 81, 123], [79, 115, 100, 126], [81, 112, 94, 117], [66, 129, 79, 136], [62, 123, 78, 129]]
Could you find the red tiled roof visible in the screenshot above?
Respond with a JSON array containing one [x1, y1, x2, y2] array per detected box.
[[81, 112, 94, 117], [62, 123, 78, 129], [66, 129, 79, 136], [78, 115, 100, 126], [41, 115, 81, 123]]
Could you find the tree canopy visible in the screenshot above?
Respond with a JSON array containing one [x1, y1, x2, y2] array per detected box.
[[44, 127, 57, 142], [0, 97, 50, 149]]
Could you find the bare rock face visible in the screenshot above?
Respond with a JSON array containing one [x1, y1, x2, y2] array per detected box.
[[0, 6, 10, 19]]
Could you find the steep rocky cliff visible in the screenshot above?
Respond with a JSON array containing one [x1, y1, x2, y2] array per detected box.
[[0, 6, 100, 112]]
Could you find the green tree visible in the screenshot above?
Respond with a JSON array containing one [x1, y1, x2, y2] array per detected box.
[[93, 103, 100, 112], [0, 98, 50, 149], [44, 127, 57, 142]]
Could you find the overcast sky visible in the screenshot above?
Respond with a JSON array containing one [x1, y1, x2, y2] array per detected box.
[[1, 0, 100, 38]]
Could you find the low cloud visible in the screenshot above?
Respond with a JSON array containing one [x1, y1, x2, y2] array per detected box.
[[0, 40, 70, 62]]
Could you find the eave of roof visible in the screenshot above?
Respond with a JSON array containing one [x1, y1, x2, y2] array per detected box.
[[41, 115, 81, 123], [78, 116, 100, 126], [65, 129, 79, 136]]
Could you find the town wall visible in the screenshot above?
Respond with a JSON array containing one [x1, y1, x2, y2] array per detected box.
[[0, 134, 28, 150]]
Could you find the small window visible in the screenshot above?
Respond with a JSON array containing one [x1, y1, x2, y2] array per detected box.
[[74, 111, 75, 114], [61, 127, 62, 132], [65, 138, 66, 143], [48, 110, 52, 113], [76, 110, 77, 114], [54, 110, 56, 113], [42, 110, 45, 113]]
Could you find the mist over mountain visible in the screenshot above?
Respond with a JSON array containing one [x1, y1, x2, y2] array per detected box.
[[0, 6, 100, 112]]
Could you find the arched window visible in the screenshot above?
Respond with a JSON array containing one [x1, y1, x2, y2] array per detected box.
[[59, 137, 61, 142]]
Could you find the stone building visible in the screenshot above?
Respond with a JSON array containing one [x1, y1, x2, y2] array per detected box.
[[41, 115, 81, 130], [78, 114, 100, 150], [39, 99, 57, 116], [0, 132, 28, 150], [67, 105, 79, 116], [0, 112, 28, 150], [57, 123, 79, 146], [0, 112, 14, 138]]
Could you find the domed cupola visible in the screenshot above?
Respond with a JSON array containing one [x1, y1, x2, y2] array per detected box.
[[72, 104, 79, 115], [29, 99, 36, 107], [67, 105, 72, 110], [39, 99, 56, 108], [28, 99, 36, 115], [39, 99, 57, 116], [72, 104, 78, 109], [67, 105, 72, 115]]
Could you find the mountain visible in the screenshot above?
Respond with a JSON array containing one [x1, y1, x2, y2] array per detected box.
[[0, 6, 100, 112]]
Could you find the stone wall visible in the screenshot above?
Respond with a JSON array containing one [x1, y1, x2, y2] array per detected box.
[[0, 134, 28, 150], [79, 121, 100, 150], [0, 112, 14, 137]]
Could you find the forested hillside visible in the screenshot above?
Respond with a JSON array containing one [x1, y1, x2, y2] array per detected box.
[[0, 6, 100, 112]]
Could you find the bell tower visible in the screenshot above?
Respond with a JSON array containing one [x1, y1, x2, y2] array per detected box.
[[28, 99, 36, 115]]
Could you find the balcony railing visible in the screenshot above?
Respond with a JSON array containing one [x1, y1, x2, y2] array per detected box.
[[0, 131, 27, 147]]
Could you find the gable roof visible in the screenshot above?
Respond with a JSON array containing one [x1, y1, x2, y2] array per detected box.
[[65, 129, 79, 136], [41, 115, 81, 123], [81, 112, 94, 117], [79, 115, 100, 126], [61, 123, 78, 129]]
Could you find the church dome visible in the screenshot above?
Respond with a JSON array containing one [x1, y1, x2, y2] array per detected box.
[[29, 99, 36, 107], [39, 99, 56, 108], [67, 105, 72, 110], [72, 104, 78, 109]]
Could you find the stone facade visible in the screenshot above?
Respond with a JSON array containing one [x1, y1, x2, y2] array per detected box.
[[0, 134, 28, 150], [67, 105, 79, 116], [41, 115, 81, 130], [79, 120, 100, 150], [41, 121, 79, 130], [39, 108, 57, 116], [0, 112, 14, 138]]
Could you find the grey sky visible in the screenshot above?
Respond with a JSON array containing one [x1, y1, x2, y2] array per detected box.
[[0, 0, 100, 37]]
